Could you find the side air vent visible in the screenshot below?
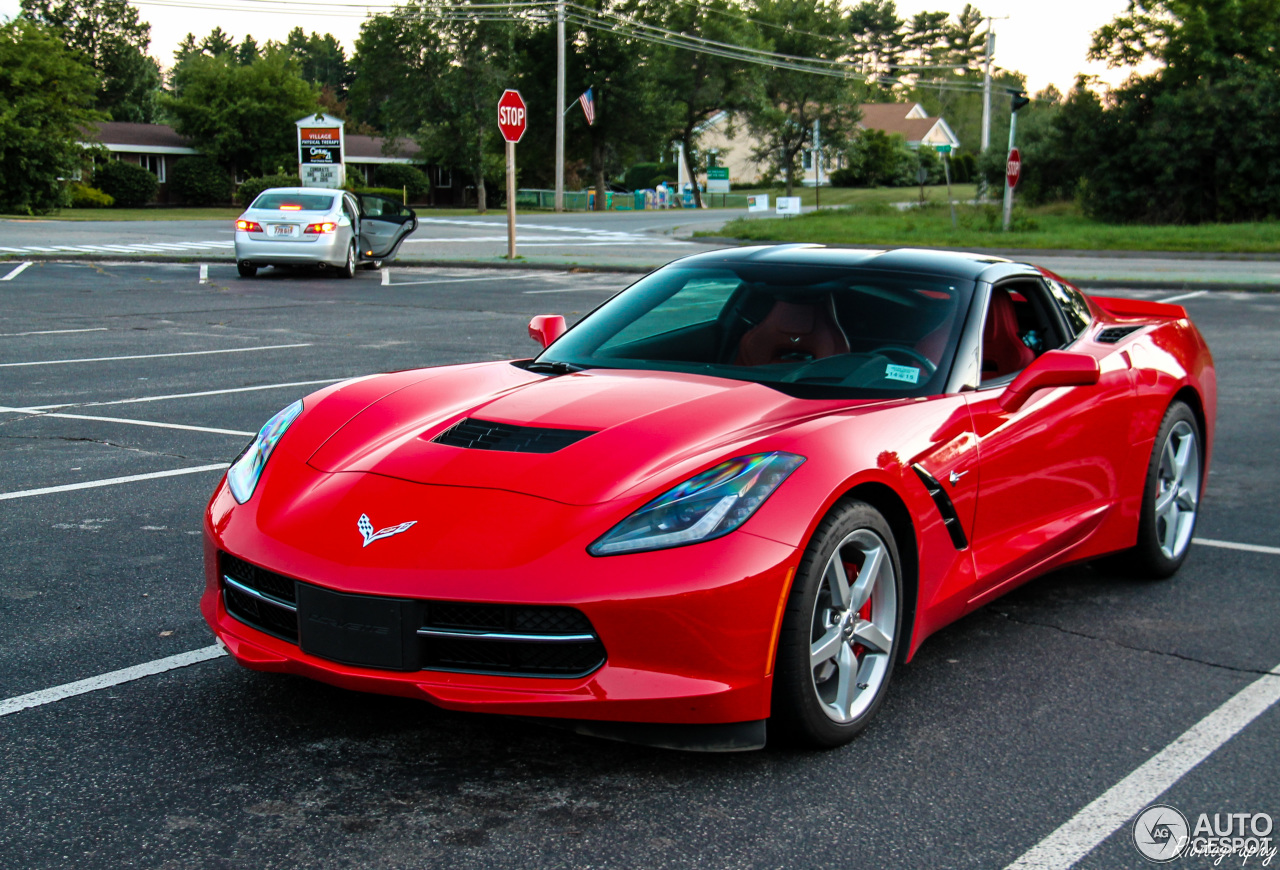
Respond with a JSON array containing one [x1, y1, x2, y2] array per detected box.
[[432, 418, 595, 453], [1096, 325, 1144, 344], [912, 464, 969, 550]]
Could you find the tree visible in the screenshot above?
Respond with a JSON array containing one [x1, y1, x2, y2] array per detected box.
[[163, 49, 318, 178], [847, 0, 905, 87], [1072, 0, 1280, 221], [20, 0, 161, 123], [350, 2, 515, 212], [0, 19, 101, 214], [743, 0, 860, 196], [647, 0, 763, 207], [283, 27, 352, 96]]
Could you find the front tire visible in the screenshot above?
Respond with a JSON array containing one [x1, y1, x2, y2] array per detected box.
[[237, 261, 257, 278], [339, 242, 356, 279], [1129, 400, 1202, 578], [771, 500, 903, 748]]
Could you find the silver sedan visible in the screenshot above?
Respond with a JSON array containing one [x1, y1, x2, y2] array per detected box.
[[234, 187, 417, 278]]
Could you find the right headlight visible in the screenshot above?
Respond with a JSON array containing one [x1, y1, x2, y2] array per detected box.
[[588, 452, 805, 556], [226, 399, 303, 504]]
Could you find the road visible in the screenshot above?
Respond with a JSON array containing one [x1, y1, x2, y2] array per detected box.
[[0, 261, 1276, 869], [4, 212, 1280, 286]]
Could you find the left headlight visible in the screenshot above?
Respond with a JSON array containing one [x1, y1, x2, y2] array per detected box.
[[226, 399, 303, 504], [589, 452, 805, 556]]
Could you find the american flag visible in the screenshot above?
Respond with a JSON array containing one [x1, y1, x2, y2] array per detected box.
[[579, 88, 595, 126]]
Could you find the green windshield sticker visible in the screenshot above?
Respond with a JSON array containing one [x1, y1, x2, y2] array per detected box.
[[885, 364, 920, 384]]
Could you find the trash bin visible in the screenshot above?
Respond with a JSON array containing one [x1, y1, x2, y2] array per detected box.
[[634, 190, 647, 210]]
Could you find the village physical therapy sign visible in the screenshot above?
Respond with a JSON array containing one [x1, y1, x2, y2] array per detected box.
[[297, 113, 346, 188]]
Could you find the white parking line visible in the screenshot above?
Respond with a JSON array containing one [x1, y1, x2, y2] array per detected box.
[[0, 342, 311, 368], [1194, 537, 1280, 556], [199, 264, 208, 284], [525, 286, 621, 294], [0, 645, 227, 717], [0, 327, 108, 337], [0, 406, 253, 437], [385, 275, 541, 288], [1, 261, 32, 281], [1004, 663, 1280, 870], [381, 266, 389, 286], [24, 378, 344, 411], [1161, 290, 1208, 304], [0, 463, 229, 501]]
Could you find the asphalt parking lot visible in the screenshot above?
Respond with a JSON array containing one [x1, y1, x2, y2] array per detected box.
[[1, 261, 1276, 870]]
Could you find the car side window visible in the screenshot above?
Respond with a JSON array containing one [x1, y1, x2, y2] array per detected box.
[[1044, 278, 1093, 337], [980, 280, 1065, 384], [342, 196, 357, 224]]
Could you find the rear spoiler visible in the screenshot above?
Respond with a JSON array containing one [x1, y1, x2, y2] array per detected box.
[[1089, 295, 1188, 321]]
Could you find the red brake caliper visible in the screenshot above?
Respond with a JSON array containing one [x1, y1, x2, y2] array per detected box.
[[846, 559, 871, 658]]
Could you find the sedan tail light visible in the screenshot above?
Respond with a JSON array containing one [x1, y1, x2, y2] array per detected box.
[[236, 219, 263, 232], [304, 222, 338, 234]]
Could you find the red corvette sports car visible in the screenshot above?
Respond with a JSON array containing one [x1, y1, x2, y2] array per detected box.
[[202, 246, 1215, 751]]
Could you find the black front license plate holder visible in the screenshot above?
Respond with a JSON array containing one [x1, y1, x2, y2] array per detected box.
[[297, 584, 408, 670]]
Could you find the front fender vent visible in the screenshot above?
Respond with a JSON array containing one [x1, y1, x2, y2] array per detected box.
[[432, 418, 595, 453], [912, 464, 969, 550]]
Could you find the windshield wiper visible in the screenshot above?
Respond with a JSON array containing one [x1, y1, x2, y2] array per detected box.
[[526, 360, 584, 375]]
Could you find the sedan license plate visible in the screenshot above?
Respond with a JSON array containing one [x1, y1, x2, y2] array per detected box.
[[271, 224, 295, 237]]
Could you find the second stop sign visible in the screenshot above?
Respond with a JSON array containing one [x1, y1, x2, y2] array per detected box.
[[497, 90, 527, 144], [1006, 147, 1022, 188]]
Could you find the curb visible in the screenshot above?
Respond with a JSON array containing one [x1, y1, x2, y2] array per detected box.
[[3, 252, 1277, 291]]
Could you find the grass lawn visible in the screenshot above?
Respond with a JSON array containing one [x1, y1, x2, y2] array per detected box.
[[0, 207, 246, 221], [710, 200, 1280, 254], [732, 184, 978, 208]]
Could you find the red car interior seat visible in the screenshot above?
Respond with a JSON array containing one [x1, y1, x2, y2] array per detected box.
[[982, 287, 1035, 379], [735, 297, 850, 366]]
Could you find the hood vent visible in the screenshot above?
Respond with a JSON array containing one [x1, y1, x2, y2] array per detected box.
[[432, 418, 596, 454]]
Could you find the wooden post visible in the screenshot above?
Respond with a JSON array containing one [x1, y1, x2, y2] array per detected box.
[[506, 140, 517, 259]]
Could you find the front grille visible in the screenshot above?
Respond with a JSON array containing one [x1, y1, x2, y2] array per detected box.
[[220, 552, 299, 642], [217, 552, 605, 678], [421, 636, 606, 677], [419, 602, 605, 677], [432, 418, 595, 453], [1096, 325, 1143, 344]]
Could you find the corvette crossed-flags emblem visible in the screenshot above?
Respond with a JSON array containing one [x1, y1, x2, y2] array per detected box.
[[357, 513, 417, 548]]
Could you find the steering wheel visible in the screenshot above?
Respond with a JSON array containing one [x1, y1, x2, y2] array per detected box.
[[872, 345, 938, 376]]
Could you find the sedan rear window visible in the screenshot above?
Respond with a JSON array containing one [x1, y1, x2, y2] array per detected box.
[[250, 193, 335, 211]]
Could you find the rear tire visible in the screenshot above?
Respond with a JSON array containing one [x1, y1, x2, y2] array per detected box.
[[237, 261, 257, 278], [1127, 400, 1202, 578], [339, 242, 356, 279], [771, 500, 903, 748], [360, 259, 383, 271]]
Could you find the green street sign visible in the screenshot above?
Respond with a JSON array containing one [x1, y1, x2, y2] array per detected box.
[[935, 144, 953, 154], [707, 167, 730, 180]]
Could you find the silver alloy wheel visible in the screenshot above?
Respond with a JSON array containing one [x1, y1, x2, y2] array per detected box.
[[346, 244, 356, 273], [1154, 420, 1200, 559], [809, 528, 897, 723]]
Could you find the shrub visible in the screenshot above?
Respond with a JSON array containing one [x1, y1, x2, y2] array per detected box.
[[354, 187, 406, 201], [69, 182, 114, 208], [369, 164, 429, 201], [624, 162, 677, 191], [94, 160, 159, 207], [236, 173, 301, 206], [169, 157, 231, 205]]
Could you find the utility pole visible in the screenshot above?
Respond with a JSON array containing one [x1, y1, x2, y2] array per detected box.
[[980, 27, 994, 153], [554, 1, 565, 212], [812, 119, 821, 210]]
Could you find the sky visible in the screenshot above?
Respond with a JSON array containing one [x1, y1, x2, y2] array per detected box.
[[0, 0, 1140, 94]]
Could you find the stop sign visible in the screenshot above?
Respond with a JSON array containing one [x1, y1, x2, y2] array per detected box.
[[1006, 147, 1022, 188], [497, 89, 527, 143]]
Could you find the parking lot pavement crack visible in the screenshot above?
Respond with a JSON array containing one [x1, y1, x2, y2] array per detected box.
[[989, 609, 1275, 676], [0, 432, 212, 463]]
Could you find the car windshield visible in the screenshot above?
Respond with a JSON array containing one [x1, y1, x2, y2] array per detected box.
[[250, 193, 335, 211], [536, 262, 975, 398]]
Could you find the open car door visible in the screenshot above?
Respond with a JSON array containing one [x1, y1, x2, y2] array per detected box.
[[356, 194, 417, 263]]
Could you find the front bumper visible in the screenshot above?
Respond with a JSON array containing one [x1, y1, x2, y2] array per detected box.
[[200, 461, 798, 726]]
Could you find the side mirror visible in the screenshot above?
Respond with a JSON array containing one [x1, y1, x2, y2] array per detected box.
[[528, 314, 567, 349], [999, 350, 1100, 412]]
